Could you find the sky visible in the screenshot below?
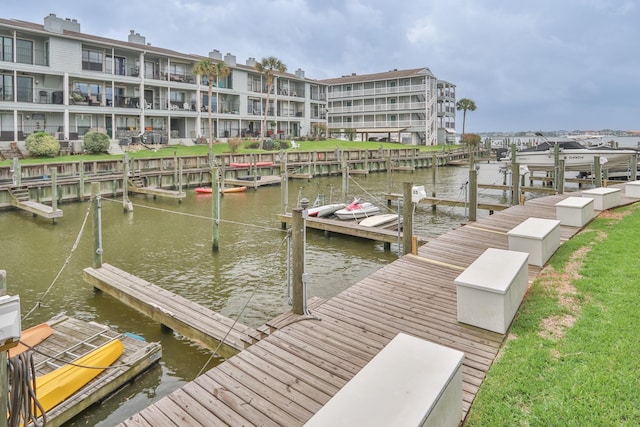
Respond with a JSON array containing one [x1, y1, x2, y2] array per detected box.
[[4, 0, 639, 133]]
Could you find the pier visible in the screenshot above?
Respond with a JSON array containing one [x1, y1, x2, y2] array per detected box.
[[116, 182, 640, 426], [27, 314, 161, 427], [83, 263, 260, 359]]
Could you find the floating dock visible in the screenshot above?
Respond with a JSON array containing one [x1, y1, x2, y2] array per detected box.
[[128, 177, 185, 200], [26, 314, 161, 427], [223, 174, 282, 189], [83, 263, 260, 359]]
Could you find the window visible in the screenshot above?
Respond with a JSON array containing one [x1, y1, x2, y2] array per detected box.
[[0, 37, 11, 62], [16, 39, 33, 64], [16, 76, 32, 102], [170, 91, 186, 102], [0, 74, 13, 101], [106, 55, 127, 75], [82, 48, 103, 71]]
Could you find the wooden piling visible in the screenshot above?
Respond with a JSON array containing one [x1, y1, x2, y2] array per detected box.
[[402, 182, 413, 255], [291, 208, 304, 315], [595, 156, 602, 188], [212, 166, 220, 252], [91, 182, 102, 268], [469, 164, 477, 221], [0, 270, 6, 427]]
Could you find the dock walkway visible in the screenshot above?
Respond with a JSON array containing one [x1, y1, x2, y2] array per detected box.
[[118, 184, 638, 426], [83, 263, 260, 358], [30, 314, 161, 427]]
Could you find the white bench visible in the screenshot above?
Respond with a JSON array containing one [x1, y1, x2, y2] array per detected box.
[[625, 180, 640, 198], [455, 248, 529, 334], [507, 217, 561, 267], [304, 333, 464, 427], [581, 187, 621, 210], [555, 196, 594, 227]]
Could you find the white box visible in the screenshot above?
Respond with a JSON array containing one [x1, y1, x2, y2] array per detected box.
[[0, 294, 21, 352], [555, 196, 594, 227], [625, 181, 640, 198], [507, 217, 561, 266], [455, 248, 529, 334], [304, 333, 464, 427], [582, 187, 621, 210]]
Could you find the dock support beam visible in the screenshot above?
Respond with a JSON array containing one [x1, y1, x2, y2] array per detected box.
[[469, 163, 478, 222], [92, 182, 103, 268], [0, 270, 6, 427], [212, 166, 220, 252]]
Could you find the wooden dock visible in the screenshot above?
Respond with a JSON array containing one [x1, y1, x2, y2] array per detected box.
[[276, 213, 418, 246], [128, 177, 185, 200], [12, 199, 63, 219], [223, 175, 282, 189], [385, 192, 509, 211], [117, 184, 639, 426], [28, 314, 161, 427], [83, 263, 260, 358]]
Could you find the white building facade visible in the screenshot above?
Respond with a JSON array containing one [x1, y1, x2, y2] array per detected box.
[[0, 14, 327, 145], [322, 68, 454, 145]]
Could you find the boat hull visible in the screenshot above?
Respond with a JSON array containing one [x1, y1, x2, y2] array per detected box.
[[359, 213, 399, 227], [195, 186, 247, 194], [8, 323, 54, 357], [335, 202, 381, 220]]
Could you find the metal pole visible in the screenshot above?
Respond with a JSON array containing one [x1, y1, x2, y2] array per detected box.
[[91, 182, 103, 268]]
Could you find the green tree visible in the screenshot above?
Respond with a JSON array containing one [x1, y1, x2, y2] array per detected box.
[[193, 58, 225, 163], [456, 98, 477, 140], [255, 56, 287, 149], [25, 131, 60, 157]]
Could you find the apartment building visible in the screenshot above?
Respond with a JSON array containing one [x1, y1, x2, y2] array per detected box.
[[322, 68, 455, 145], [0, 14, 327, 146], [437, 80, 457, 144]]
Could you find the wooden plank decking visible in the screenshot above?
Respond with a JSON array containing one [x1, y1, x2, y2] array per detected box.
[[12, 199, 63, 219], [29, 314, 161, 427], [83, 263, 260, 358], [118, 184, 639, 426]]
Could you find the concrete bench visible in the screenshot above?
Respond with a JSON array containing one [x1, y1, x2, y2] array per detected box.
[[507, 217, 561, 267], [555, 196, 594, 227], [625, 180, 640, 198], [581, 187, 621, 210], [454, 248, 529, 334], [304, 333, 464, 427]]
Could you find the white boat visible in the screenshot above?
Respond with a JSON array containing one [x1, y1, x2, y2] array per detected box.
[[359, 213, 399, 227], [334, 201, 381, 220], [501, 140, 637, 168], [307, 203, 346, 217]]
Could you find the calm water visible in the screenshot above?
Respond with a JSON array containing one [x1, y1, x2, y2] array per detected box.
[[1, 162, 512, 426]]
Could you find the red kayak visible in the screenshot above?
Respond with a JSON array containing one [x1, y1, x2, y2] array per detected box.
[[195, 186, 247, 194], [229, 161, 273, 168]]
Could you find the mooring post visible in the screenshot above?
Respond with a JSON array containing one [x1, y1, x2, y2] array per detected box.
[[212, 166, 220, 252], [291, 208, 304, 315], [123, 153, 133, 212], [594, 156, 602, 188], [557, 159, 565, 194], [402, 182, 413, 255], [91, 182, 103, 268], [177, 157, 184, 197], [510, 145, 520, 205], [50, 167, 58, 223], [432, 153, 437, 212], [469, 163, 478, 221], [341, 159, 349, 201]]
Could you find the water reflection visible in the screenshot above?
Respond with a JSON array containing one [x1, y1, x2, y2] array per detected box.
[[1, 163, 511, 425]]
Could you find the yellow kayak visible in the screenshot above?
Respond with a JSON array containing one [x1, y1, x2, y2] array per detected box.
[[35, 339, 124, 414]]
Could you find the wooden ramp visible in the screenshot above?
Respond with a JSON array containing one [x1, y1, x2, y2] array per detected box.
[[28, 314, 161, 427], [83, 263, 260, 358], [118, 184, 639, 426]]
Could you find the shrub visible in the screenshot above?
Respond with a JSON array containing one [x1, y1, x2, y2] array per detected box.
[[228, 137, 242, 153], [263, 138, 274, 150], [273, 140, 281, 150], [25, 132, 60, 157], [246, 141, 260, 149], [83, 131, 111, 154]]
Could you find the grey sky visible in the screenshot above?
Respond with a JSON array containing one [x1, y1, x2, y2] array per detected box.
[[4, 0, 639, 133]]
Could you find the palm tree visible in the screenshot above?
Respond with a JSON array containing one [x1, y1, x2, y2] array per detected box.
[[255, 56, 287, 149], [193, 58, 218, 163], [456, 98, 477, 140]]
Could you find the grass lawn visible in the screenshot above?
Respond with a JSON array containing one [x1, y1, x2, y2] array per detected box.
[[465, 203, 640, 426], [1, 139, 454, 166]]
